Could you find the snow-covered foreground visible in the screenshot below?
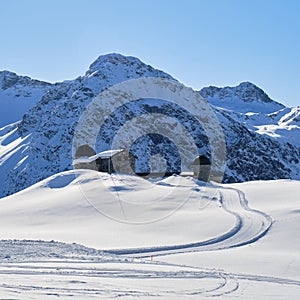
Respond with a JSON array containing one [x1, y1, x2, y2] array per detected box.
[[0, 170, 299, 299]]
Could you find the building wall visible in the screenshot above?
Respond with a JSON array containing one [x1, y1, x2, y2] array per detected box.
[[97, 151, 136, 174], [74, 161, 97, 171], [193, 156, 211, 182]]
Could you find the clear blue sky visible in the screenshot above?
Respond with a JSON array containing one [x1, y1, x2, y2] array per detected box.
[[0, 0, 299, 107]]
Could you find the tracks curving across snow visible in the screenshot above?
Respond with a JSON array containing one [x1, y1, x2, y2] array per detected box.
[[104, 185, 272, 257], [0, 240, 299, 299], [0, 240, 241, 298]]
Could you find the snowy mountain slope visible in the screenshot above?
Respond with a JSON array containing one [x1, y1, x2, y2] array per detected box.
[[200, 83, 300, 147], [0, 71, 52, 127], [0, 53, 299, 197], [214, 109, 300, 183], [255, 106, 300, 146], [0, 171, 299, 299], [0, 54, 174, 197], [279, 106, 300, 126]]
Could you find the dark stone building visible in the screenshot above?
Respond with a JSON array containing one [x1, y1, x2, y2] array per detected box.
[[73, 147, 136, 175], [193, 155, 211, 182]]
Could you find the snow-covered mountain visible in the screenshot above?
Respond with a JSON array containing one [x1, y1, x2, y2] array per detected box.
[[0, 53, 299, 197], [0, 71, 52, 127], [200, 83, 300, 147]]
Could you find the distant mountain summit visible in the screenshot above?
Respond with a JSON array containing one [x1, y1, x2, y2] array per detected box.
[[0, 53, 299, 197], [0, 70, 50, 90], [0, 70, 52, 127], [200, 81, 285, 113], [86, 53, 172, 79]]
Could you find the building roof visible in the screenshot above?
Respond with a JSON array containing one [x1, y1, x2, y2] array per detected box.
[[73, 149, 124, 164]]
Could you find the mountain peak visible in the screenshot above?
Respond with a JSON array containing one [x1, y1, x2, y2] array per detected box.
[[200, 82, 285, 113], [0, 70, 51, 91], [0, 70, 18, 77], [0, 70, 20, 89], [84, 53, 174, 83], [237, 81, 258, 88], [236, 81, 268, 95], [87, 53, 146, 75]]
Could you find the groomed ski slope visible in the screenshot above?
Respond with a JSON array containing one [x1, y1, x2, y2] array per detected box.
[[105, 186, 272, 256], [0, 170, 299, 299], [0, 240, 299, 299]]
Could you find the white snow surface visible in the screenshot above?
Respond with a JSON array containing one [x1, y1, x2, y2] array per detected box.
[[0, 170, 299, 299], [254, 106, 300, 146]]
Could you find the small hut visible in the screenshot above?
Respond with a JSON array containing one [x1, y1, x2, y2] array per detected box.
[[193, 155, 211, 182], [96, 149, 136, 174], [74, 144, 97, 170], [73, 148, 136, 175]]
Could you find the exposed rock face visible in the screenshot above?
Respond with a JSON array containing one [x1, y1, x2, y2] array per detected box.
[[0, 53, 299, 197]]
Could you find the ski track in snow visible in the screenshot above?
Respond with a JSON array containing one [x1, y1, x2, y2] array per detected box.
[[0, 240, 299, 299], [1, 185, 297, 299], [103, 185, 273, 257]]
